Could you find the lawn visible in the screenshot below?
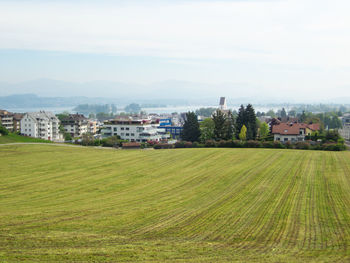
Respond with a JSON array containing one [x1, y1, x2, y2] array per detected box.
[[0, 133, 52, 144], [0, 145, 349, 262]]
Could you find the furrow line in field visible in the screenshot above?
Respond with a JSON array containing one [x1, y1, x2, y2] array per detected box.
[[216, 152, 293, 246], [167, 151, 283, 240], [256, 152, 305, 252], [128, 151, 279, 237]]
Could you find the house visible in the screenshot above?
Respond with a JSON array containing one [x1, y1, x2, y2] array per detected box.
[[101, 117, 170, 142], [13, 113, 24, 132], [0, 110, 14, 131], [87, 120, 98, 134], [339, 113, 350, 140], [61, 114, 88, 137], [272, 122, 320, 143], [20, 111, 61, 141]]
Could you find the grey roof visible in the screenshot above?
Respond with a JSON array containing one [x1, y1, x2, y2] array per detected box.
[[26, 111, 58, 121]]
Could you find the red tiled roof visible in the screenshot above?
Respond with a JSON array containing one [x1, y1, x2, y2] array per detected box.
[[272, 123, 320, 135]]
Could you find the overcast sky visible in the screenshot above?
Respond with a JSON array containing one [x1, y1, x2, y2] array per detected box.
[[1, 0, 350, 100]]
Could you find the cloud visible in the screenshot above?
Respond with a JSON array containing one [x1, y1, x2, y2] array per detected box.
[[0, 0, 350, 70]]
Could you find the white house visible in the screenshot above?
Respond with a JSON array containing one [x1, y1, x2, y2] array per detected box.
[[20, 111, 61, 141], [101, 117, 169, 142]]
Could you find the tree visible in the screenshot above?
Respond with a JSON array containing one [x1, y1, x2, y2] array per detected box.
[[235, 105, 246, 139], [200, 118, 215, 142], [245, 104, 257, 140], [239, 125, 247, 141], [212, 109, 227, 140], [280, 108, 287, 119], [224, 110, 235, 140], [81, 133, 94, 146], [299, 111, 307, 123], [266, 109, 276, 118], [259, 122, 269, 138], [288, 110, 296, 117], [0, 124, 9, 136], [181, 112, 201, 142]]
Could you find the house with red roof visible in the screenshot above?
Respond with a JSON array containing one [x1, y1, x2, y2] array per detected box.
[[272, 122, 320, 143]]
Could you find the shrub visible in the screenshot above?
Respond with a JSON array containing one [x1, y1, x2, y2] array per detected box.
[[232, 140, 243, 148], [262, 141, 274, 148], [295, 142, 310, 150], [175, 141, 185, 148], [205, 140, 217, 148], [192, 142, 204, 148], [284, 141, 294, 149], [184, 141, 193, 148], [273, 141, 285, 149], [0, 125, 9, 136], [321, 143, 345, 151], [246, 140, 262, 148], [154, 144, 162, 149], [217, 140, 231, 148], [154, 143, 173, 149]]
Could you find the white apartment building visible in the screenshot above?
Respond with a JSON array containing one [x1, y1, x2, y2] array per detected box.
[[20, 111, 61, 141], [101, 118, 169, 142], [61, 114, 88, 137], [0, 110, 14, 131]]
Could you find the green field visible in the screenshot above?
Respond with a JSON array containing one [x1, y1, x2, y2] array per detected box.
[[0, 133, 52, 144], [1, 145, 350, 262]]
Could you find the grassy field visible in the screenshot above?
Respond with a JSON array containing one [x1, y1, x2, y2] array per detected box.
[[0, 133, 52, 144], [0, 145, 349, 262]]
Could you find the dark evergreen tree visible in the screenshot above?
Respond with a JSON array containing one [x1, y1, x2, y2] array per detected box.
[[181, 112, 201, 142], [245, 104, 257, 140], [235, 105, 246, 139], [224, 110, 235, 140], [212, 109, 227, 140]]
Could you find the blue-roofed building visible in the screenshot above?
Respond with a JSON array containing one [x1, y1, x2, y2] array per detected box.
[[157, 118, 183, 139]]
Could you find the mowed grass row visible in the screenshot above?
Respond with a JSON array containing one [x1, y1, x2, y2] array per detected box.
[[0, 145, 349, 262]]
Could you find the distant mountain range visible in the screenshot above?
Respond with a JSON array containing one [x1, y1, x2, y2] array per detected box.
[[0, 79, 349, 109]]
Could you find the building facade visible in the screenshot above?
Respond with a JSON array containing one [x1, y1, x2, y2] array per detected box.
[[272, 123, 320, 142], [61, 114, 88, 137], [101, 118, 169, 142], [0, 110, 14, 131], [20, 111, 61, 141]]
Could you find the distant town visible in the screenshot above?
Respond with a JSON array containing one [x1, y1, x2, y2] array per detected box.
[[0, 97, 349, 151]]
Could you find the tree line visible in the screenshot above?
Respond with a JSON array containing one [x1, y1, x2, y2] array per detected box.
[[181, 104, 261, 142]]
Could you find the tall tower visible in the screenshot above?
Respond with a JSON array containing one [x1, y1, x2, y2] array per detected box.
[[219, 97, 227, 110]]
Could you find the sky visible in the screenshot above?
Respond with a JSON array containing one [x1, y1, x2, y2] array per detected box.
[[1, 0, 350, 100]]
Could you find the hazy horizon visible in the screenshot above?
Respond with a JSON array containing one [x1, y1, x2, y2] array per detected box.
[[1, 0, 350, 101]]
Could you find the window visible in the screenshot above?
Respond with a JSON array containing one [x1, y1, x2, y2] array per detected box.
[[121, 127, 124, 130], [131, 133, 135, 136], [284, 138, 288, 142], [121, 133, 125, 136], [113, 127, 117, 131], [126, 127, 129, 130], [284, 129, 288, 133], [126, 133, 129, 136]]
